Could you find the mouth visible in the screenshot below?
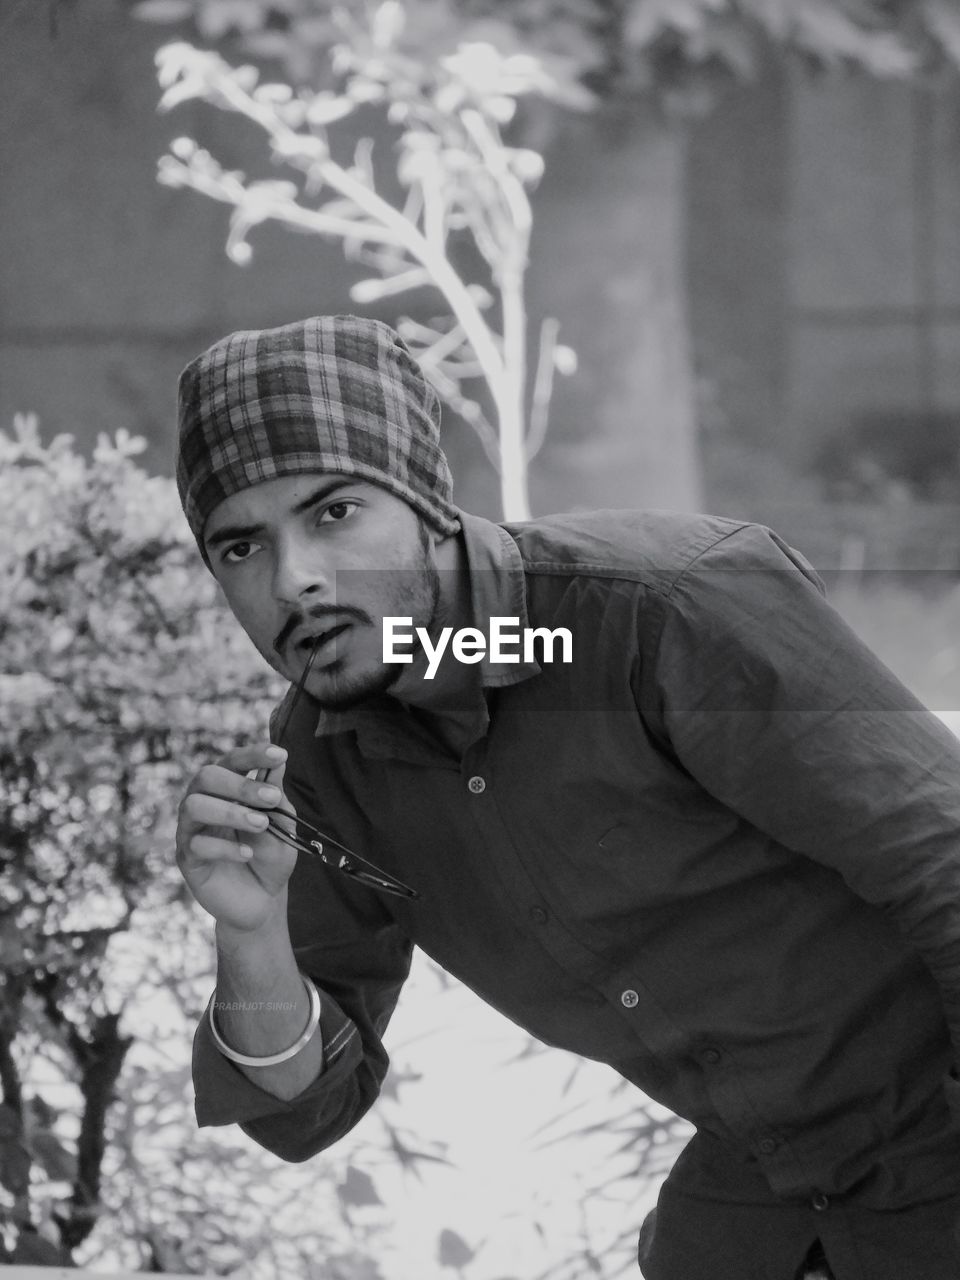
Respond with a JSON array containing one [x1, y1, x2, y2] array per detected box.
[[294, 621, 351, 658]]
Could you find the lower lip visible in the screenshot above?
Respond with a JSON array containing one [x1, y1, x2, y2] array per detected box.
[[300, 623, 350, 663]]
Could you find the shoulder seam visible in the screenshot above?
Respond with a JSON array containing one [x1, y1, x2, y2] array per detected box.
[[660, 522, 757, 602], [515, 520, 755, 595]]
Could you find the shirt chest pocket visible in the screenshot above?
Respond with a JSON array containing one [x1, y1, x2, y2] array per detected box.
[[585, 811, 783, 907], [545, 820, 661, 902], [590, 822, 661, 888], [596, 822, 638, 854], [584, 820, 716, 903]]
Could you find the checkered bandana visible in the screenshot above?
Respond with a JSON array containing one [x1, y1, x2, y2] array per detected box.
[[176, 314, 461, 563]]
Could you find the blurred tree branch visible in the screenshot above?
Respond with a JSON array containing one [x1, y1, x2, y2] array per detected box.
[[152, 5, 590, 519]]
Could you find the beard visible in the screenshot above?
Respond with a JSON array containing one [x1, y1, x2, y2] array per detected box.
[[281, 517, 443, 713]]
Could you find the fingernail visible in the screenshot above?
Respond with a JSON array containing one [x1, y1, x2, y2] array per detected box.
[[266, 746, 287, 761], [239, 845, 253, 859], [259, 785, 281, 803], [247, 812, 269, 828]]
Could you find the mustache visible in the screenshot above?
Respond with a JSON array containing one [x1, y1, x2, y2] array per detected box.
[[273, 603, 372, 655]]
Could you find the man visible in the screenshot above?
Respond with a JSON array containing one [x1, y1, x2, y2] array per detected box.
[[175, 314, 960, 1280]]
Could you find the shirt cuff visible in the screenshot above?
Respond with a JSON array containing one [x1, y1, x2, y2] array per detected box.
[[193, 986, 360, 1127]]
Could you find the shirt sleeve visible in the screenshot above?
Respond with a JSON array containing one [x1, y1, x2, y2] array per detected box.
[[191, 702, 414, 1162], [638, 521, 960, 1066]]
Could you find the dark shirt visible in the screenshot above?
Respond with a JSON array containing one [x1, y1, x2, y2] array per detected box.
[[193, 509, 960, 1275]]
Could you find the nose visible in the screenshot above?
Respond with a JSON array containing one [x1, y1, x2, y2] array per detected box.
[[272, 531, 333, 608]]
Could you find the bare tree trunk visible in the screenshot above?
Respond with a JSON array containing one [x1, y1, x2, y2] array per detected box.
[[36, 976, 132, 1254], [528, 103, 703, 515], [0, 985, 30, 1229], [60, 1011, 131, 1252]]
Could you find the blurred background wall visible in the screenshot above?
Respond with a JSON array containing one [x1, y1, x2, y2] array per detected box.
[[3, 0, 960, 565]]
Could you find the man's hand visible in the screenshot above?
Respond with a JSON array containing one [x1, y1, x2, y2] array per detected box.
[[176, 744, 299, 933]]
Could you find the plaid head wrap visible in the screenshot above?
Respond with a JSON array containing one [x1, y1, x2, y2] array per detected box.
[[176, 315, 461, 563]]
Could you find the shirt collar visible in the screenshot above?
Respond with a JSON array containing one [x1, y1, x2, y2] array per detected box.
[[313, 509, 541, 741]]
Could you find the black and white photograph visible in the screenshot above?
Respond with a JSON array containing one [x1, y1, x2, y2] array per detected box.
[[4, 3, 960, 1278]]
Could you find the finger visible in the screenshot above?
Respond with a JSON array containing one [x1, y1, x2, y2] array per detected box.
[[183, 833, 255, 864], [217, 743, 288, 775], [264, 762, 299, 823], [252, 751, 296, 787], [250, 760, 296, 819], [185, 764, 287, 812], [181, 792, 275, 834]]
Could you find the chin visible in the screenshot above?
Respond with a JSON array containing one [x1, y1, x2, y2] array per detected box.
[[310, 659, 401, 712]]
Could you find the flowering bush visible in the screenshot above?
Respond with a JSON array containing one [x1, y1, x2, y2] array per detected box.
[[0, 414, 289, 1264]]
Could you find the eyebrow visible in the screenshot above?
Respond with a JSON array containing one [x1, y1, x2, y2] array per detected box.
[[205, 479, 358, 552]]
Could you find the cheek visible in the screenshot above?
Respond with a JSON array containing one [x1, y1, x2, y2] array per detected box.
[[339, 520, 425, 588], [219, 577, 272, 638]]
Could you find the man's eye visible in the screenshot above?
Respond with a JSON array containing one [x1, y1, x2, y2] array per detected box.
[[319, 501, 359, 523], [223, 540, 260, 563]]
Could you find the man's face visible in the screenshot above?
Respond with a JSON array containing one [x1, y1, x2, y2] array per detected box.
[[204, 473, 440, 710]]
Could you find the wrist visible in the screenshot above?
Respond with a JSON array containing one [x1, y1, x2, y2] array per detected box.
[[216, 894, 289, 953], [208, 972, 321, 1068]]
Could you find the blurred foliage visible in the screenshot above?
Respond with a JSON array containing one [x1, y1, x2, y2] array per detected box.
[[0, 411, 273, 1263], [130, 0, 960, 113]]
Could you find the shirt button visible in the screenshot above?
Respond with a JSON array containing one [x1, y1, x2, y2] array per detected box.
[[811, 1192, 830, 1212], [467, 775, 486, 794], [702, 1047, 722, 1065], [758, 1137, 778, 1156], [621, 989, 639, 1008], [530, 906, 548, 924]]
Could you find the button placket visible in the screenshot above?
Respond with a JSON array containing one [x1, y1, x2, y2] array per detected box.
[[450, 754, 690, 1061]]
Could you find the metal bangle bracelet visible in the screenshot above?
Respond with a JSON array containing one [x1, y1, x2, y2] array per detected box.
[[208, 972, 322, 1067]]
